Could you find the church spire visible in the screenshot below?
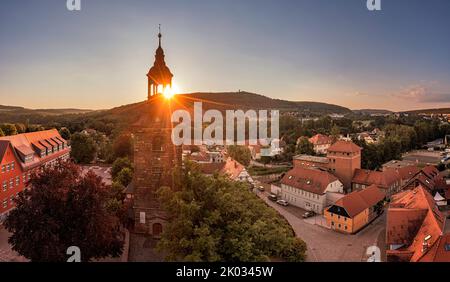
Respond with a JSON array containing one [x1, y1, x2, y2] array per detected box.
[[147, 25, 173, 100], [158, 24, 162, 47]]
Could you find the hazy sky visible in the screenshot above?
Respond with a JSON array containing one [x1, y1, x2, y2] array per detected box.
[[1, 0, 450, 111]]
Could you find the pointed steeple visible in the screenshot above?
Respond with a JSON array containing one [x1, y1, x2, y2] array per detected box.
[[147, 25, 173, 99]]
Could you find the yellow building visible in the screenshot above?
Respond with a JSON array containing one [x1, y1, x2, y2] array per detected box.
[[324, 184, 385, 234]]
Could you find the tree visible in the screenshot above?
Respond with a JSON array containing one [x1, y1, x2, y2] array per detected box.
[[0, 123, 17, 136], [4, 161, 124, 262], [14, 123, 26, 134], [112, 157, 133, 180], [227, 145, 252, 166], [330, 125, 341, 141], [70, 132, 97, 163], [112, 133, 133, 159], [157, 161, 307, 262], [296, 137, 314, 155], [59, 127, 71, 140], [116, 167, 133, 187]]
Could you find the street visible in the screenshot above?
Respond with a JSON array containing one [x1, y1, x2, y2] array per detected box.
[[256, 191, 386, 262]]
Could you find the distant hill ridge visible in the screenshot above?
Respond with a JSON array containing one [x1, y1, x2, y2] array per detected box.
[[401, 108, 450, 115]]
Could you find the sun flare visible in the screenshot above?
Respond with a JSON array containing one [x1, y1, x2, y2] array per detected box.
[[162, 83, 181, 99]]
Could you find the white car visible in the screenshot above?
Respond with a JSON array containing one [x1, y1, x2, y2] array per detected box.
[[276, 200, 289, 206]]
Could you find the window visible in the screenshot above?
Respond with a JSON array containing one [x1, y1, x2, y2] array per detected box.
[[15, 176, 20, 186], [6, 164, 10, 172], [2, 199, 7, 208], [1, 165, 5, 173], [153, 223, 163, 237], [11, 162, 14, 170], [9, 195, 14, 205], [2, 181, 6, 191], [9, 179, 13, 188]]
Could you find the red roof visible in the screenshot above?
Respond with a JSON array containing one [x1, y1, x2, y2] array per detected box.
[[419, 234, 450, 262], [199, 157, 245, 180], [308, 134, 332, 145], [280, 167, 339, 195], [331, 184, 385, 217], [386, 186, 445, 262], [394, 166, 420, 181], [327, 140, 361, 153], [352, 169, 400, 189], [0, 140, 11, 160], [0, 129, 69, 170]]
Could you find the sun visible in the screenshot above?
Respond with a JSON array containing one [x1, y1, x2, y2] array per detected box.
[[162, 83, 181, 99]]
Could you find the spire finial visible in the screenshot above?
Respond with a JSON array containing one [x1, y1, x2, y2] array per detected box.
[[158, 24, 162, 47]]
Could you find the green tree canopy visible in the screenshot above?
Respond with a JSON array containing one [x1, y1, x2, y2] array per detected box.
[[157, 162, 307, 262], [112, 133, 133, 159], [0, 123, 18, 136], [116, 167, 133, 187], [296, 136, 315, 155], [70, 132, 97, 164], [4, 161, 124, 262], [227, 145, 252, 166], [111, 157, 133, 180], [59, 127, 71, 140]]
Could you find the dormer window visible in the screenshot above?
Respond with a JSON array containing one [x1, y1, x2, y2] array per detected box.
[[24, 154, 34, 163]]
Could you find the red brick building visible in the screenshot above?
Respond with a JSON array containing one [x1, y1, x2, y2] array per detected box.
[[0, 129, 70, 219], [293, 140, 362, 193]]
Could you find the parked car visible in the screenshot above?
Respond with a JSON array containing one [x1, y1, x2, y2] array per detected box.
[[268, 194, 278, 201], [257, 185, 265, 192], [302, 211, 315, 218], [276, 200, 289, 206]]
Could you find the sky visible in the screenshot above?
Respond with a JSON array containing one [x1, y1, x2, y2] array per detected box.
[[0, 0, 450, 111]]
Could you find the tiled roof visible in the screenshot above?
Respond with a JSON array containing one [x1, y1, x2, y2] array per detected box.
[[352, 169, 400, 188], [280, 167, 339, 195], [293, 154, 329, 164], [419, 234, 450, 262], [327, 140, 361, 153], [0, 129, 69, 170], [199, 157, 245, 180], [308, 134, 332, 145], [331, 184, 385, 217], [386, 186, 445, 262], [421, 165, 439, 179], [0, 140, 10, 160], [393, 166, 420, 181], [188, 151, 210, 162]]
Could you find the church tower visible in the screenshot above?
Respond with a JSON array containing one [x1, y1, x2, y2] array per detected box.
[[130, 27, 182, 241], [147, 25, 173, 99]]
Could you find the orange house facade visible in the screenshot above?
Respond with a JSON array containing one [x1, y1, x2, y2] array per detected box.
[[0, 129, 70, 219], [324, 185, 385, 234]]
